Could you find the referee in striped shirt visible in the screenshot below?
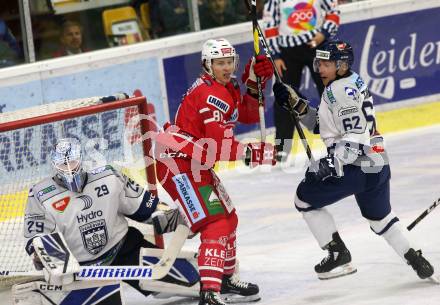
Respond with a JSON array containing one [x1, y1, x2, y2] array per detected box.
[[263, 0, 340, 162]]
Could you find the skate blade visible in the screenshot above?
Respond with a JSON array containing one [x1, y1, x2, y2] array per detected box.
[[317, 263, 357, 280], [427, 275, 440, 284], [222, 293, 261, 303]]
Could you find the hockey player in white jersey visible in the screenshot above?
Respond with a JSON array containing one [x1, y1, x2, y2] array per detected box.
[[18, 138, 199, 305], [273, 41, 435, 281]]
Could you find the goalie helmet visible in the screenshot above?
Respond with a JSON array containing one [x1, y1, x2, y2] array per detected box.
[[201, 38, 238, 76], [313, 41, 354, 72], [51, 138, 86, 193]]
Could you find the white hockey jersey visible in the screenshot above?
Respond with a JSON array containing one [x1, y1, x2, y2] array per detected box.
[[24, 165, 158, 264], [318, 71, 375, 148], [301, 71, 387, 167]]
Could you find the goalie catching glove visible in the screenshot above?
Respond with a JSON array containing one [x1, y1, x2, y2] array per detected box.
[[273, 82, 309, 117], [32, 232, 80, 286], [242, 55, 274, 93]]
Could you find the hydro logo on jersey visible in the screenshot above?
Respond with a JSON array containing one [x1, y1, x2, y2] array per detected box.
[[78, 195, 93, 211]]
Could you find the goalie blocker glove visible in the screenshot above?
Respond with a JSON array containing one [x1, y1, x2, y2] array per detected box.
[[32, 232, 80, 285]]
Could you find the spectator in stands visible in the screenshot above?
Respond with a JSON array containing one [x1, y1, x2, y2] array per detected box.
[[0, 18, 22, 67], [149, 0, 190, 38], [52, 20, 88, 57], [199, 0, 243, 30]]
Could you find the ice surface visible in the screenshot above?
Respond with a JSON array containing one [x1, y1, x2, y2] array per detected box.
[[132, 125, 440, 305]]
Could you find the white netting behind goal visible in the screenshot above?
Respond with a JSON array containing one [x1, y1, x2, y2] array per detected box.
[[0, 95, 158, 289]]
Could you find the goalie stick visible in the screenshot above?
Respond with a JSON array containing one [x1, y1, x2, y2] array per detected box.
[[3, 225, 190, 282], [244, 0, 314, 161], [407, 197, 440, 231]]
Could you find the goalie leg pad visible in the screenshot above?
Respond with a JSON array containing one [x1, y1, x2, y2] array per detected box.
[[12, 280, 124, 305], [295, 194, 337, 249], [139, 248, 199, 297]]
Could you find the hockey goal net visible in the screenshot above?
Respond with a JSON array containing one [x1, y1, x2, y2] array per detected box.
[[0, 93, 161, 289]]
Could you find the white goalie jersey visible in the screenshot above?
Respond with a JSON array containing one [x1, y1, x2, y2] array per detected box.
[[24, 165, 159, 264]]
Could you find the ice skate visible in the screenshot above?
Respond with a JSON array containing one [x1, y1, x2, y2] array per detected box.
[[221, 273, 261, 303], [199, 290, 227, 305], [315, 232, 357, 280], [404, 248, 435, 282]]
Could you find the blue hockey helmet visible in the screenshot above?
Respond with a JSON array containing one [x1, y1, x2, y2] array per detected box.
[[51, 138, 86, 192], [314, 41, 354, 72]]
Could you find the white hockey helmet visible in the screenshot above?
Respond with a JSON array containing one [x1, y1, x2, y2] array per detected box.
[[51, 138, 86, 193], [201, 38, 238, 76]]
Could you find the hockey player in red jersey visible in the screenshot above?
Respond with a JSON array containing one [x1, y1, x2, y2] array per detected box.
[[155, 38, 275, 305]]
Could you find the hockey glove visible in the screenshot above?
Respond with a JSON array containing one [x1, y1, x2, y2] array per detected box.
[[244, 142, 277, 168], [242, 55, 274, 92], [273, 82, 309, 117], [312, 155, 342, 181], [152, 208, 187, 235]]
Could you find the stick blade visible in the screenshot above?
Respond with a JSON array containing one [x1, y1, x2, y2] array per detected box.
[[150, 225, 190, 280]]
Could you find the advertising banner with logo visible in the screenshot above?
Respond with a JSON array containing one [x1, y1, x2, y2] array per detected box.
[[163, 7, 440, 134]]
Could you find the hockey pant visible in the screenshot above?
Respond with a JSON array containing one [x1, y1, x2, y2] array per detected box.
[[156, 158, 235, 232]]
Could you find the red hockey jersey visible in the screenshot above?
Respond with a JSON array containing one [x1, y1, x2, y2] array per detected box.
[[158, 73, 261, 164]]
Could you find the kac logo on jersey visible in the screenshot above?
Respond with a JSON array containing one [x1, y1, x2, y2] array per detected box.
[[79, 219, 108, 255], [78, 195, 93, 211], [52, 197, 70, 212]]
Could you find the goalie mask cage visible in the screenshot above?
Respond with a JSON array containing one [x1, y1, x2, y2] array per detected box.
[[0, 94, 162, 289]]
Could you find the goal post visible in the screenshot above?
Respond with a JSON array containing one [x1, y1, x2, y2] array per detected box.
[[0, 94, 163, 289]]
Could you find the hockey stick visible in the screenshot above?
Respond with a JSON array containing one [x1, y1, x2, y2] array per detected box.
[[249, 0, 266, 142], [244, 0, 314, 161], [3, 225, 190, 281], [407, 198, 440, 231]]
